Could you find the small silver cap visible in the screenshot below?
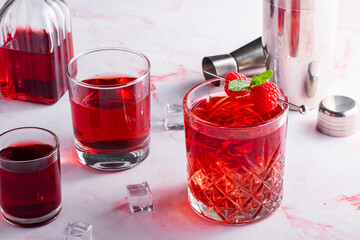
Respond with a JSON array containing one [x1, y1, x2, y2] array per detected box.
[[317, 95, 359, 137]]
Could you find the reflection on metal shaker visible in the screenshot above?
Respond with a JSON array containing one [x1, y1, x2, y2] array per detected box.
[[306, 61, 321, 98], [263, 0, 339, 110]]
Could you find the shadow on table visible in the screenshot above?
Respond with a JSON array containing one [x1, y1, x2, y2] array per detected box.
[[104, 184, 243, 239]]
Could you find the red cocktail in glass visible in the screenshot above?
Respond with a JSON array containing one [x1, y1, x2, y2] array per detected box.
[[67, 48, 151, 171], [0, 127, 61, 227], [183, 78, 288, 224], [70, 76, 150, 152]]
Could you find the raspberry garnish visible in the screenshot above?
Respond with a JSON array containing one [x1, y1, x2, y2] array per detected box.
[[251, 82, 280, 113], [225, 70, 281, 113], [224, 72, 250, 98], [225, 72, 247, 81]]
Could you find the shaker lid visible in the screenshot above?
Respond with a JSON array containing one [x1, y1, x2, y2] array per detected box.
[[317, 95, 359, 137]]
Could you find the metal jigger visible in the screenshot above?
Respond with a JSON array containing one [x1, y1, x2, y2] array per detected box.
[[202, 37, 266, 80]]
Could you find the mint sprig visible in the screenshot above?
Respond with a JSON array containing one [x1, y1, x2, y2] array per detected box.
[[226, 70, 274, 92], [250, 70, 273, 87], [228, 79, 252, 92]]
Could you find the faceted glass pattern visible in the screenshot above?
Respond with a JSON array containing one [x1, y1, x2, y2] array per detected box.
[[183, 79, 288, 224], [187, 131, 286, 224], [188, 144, 285, 224]]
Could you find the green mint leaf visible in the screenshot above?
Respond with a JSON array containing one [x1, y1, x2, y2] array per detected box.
[[250, 70, 274, 86], [228, 79, 252, 91]]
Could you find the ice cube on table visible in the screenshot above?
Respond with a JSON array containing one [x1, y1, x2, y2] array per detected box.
[[126, 181, 154, 213], [164, 104, 184, 130], [64, 220, 93, 240]]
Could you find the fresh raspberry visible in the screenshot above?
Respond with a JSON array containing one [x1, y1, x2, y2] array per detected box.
[[225, 72, 246, 81], [224, 72, 250, 98], [251, 82, 281, 113]]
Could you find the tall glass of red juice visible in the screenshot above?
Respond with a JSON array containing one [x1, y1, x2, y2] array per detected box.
[[183, 78, 289, 224], [0, 127, 61, 227], [67, 48, 151, 171]]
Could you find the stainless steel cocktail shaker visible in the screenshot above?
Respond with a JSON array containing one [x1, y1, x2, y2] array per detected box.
[[263, 0, 339, 109], [203, 0, 339, 110]]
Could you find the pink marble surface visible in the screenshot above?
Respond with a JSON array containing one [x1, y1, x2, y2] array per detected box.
[[0, 0, 359, 239]]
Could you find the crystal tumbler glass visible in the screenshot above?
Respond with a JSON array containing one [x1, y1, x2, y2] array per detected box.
[[183, 79, 289, 224]]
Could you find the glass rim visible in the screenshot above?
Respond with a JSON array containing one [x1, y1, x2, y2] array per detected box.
[[0, 127, 60, 164], [182, 78, 289, 131], [66, 47, 151, 90]]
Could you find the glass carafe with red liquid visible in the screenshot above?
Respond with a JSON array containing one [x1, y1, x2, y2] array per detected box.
[[0, 0, 74, 104]]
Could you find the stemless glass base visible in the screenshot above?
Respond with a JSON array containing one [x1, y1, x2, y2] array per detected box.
[[1, 205, 61, 228], [75, 140, 150, 171], [188, 189, 281, 225]]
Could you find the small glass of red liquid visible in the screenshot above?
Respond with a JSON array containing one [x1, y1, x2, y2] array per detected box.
[[183, 78, 289, 224], [0, 127, 61, 227], [67, 48, 151, 171]]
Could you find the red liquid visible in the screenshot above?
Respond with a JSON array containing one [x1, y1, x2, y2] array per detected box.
[[290, 0, 301, 57], [185, 94, 287, 223], [278, 4, 285, 35], [70, 76, 150, 153], [0, 143, 61, 223], [0, 27, 73, 104]]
